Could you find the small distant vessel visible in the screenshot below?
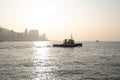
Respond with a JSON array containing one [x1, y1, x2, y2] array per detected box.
[[96, 40, 99, 42], [0, 41, 3, 42], [53, 34, 82, 47]]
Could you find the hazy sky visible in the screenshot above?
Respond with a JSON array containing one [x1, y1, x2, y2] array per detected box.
[[0, 0, 120, 41]]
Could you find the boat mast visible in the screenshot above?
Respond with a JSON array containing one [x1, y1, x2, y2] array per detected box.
[[71, 33, 73, 39]]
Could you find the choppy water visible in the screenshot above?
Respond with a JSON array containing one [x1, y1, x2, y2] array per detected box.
[[0, 41, 120, 80]]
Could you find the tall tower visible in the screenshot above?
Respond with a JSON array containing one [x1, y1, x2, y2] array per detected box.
[[71, 33, 73, 39], [25, 28, 28, 35], [24, 28, 28, 40]]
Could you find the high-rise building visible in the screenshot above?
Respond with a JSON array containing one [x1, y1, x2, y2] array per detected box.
[[24, 28, 28, 35], [29, 30, 39, 40]]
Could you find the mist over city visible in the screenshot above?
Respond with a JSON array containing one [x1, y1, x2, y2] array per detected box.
[[0, 0, 120, 41], [0, 27, 48, 41]]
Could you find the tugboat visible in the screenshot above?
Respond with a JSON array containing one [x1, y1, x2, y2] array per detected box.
[[53, 34, 82, 47]]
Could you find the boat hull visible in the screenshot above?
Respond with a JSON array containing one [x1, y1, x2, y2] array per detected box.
[[53, 43, 82, 47]]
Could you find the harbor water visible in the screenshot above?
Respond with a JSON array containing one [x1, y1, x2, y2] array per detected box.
[[0, 41, 120, 80]]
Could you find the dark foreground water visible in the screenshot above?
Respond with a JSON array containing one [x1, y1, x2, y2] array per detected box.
[[0, 41, 120, 80]]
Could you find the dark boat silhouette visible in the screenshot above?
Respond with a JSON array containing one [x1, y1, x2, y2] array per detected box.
[[0, 41, 3, 42], [96, 40, 99, 42], [53, 34, 82, 47]]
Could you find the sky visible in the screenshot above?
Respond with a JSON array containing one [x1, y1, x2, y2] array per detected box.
[[0, 0, 120, 41]]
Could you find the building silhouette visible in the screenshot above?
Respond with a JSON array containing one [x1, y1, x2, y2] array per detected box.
[[0, 27, 48, 41]]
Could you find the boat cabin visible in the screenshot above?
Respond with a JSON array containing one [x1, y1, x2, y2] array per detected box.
[[64, 39, 75, 45]]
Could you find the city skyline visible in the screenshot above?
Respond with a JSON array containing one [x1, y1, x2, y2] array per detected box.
[[0, 27, 48, 41], [0, 0, 120, 41]]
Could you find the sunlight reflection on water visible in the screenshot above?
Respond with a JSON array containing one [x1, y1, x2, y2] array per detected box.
[[33, 41, 55, 80], [33, 41, 50, 59]]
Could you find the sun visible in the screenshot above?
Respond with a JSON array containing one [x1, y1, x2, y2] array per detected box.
[[23, 1, 56, 32]]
